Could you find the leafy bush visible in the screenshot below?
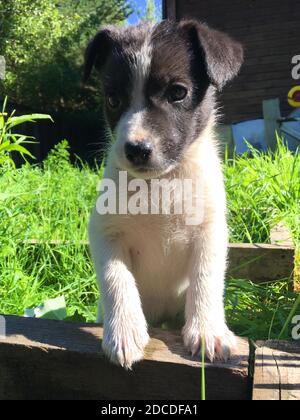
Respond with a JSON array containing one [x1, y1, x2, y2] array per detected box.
[[0, 0, 132, 113], [0, 97, 52, 167], [44, 139, 72, 171]]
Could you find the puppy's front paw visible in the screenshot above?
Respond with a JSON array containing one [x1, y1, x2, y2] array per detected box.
[[102, 319, 149, 370], [183, 322, 237, 362]]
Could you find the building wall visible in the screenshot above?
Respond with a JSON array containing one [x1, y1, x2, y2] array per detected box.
[[164, 0, 300, 123]]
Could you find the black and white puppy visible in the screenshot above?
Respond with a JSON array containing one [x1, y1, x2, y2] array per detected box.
[[85, 20, 243, 369]]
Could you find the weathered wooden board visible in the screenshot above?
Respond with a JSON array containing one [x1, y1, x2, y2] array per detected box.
[[227, 244, 294, 284], [253, 341, 300, 400], [0, 315, 250, 400], [163, 0, 176, 20], [217, 124, 235, 156], [22, 241, 295, 285], [263, 99, 281, 151], [171, 0, 300, 123]]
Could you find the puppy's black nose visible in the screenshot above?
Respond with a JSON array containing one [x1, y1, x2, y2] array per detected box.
[[125, 141, 153, 166]]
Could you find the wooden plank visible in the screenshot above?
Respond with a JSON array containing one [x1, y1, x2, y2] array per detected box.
[[227, 244, 295, 284], [174, 0, 300, 124], [163, 0, 176, 20], [223, 87, 288, 101], [176, 2, 300, 34], [253, 341, 300, 400], [253, 345, 280, 400], [217, 124, 235, 157], [237, 78, 294, 91], [0, 315, 250, 400], [22, 240, 295, 285], [263, 99, 281, 151]]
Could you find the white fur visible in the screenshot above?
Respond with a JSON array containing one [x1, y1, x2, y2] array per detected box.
[[113, 37, 155, 175], [89, 118, 236, 368], [131, 37, 153, 108]]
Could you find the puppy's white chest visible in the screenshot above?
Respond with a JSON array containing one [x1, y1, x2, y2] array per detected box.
[[122, 215, 191, 321]]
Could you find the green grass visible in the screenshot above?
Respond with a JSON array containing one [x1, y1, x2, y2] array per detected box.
[[0, 142, 100, 322], [0, 139, 299, 340], [225, 140, 300, 247], [224, 139, 300, 340]]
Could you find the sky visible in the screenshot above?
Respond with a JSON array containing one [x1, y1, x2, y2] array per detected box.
[[128, 0, 162, 24]]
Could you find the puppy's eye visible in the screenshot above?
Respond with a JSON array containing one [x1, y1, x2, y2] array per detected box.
[[167, 84, 188, 103], [107, 94, 121, 110]]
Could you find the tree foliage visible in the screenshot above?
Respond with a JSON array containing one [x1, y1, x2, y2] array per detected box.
[[0, 0, 132, 112], [145, 0, 156, 22]]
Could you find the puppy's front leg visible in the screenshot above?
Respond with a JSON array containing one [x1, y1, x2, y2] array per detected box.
[[89, 230, 149, 369], [183, 221, 236, 362]]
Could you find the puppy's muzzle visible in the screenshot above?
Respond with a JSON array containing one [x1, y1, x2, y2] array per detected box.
[[125, 140, 153, 167]]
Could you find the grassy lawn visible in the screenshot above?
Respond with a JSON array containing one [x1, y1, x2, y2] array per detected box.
[[0, 140, 299, 340]]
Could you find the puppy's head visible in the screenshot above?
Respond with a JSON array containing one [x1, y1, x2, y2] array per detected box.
[[84, 20, 243, 178]]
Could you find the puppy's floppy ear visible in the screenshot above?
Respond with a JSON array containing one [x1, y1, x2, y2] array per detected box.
[[180, 20, 244, 91], [83, 27, 116, 82]]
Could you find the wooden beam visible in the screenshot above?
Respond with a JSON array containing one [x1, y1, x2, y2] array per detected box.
[[263, 99, 281, 151], [253, 341, 300, 400], [217, 124, 235, 157], [22, 240, 295, 285], [163, 0, 176, 20], [0, 315, 251, 400], [227, 243, 294, 285]]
